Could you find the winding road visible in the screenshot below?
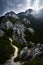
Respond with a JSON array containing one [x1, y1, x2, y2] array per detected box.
[[9, 37, 18, 62], [4, 37, 21, 65]]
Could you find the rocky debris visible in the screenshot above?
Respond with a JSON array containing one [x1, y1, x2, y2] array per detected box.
[[19, 47, 41, 61], [19, 47, 31, 60], [19, 47, 29, 58], [29, 42, 43, 49], [32, 48, 40, 58]]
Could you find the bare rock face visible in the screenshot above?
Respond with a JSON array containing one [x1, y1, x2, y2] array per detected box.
[[19, 47, 29, 58], [13, 23, 27, 44], [19, 47, 41, 61], [5, 21, 13, 29], [25, 9, 33, 16]]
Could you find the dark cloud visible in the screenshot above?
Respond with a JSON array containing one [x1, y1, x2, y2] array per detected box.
[[0, 0, 7, 15], [0, 0, 27, 16], [0, 0, 43, 16]]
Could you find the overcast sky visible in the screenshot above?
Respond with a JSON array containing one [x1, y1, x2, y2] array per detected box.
[[0, 0, 43, 16]]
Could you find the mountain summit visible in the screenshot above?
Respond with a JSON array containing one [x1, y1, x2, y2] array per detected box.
[[25, 9, 33, 16], [5, 11, 19, 19]]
